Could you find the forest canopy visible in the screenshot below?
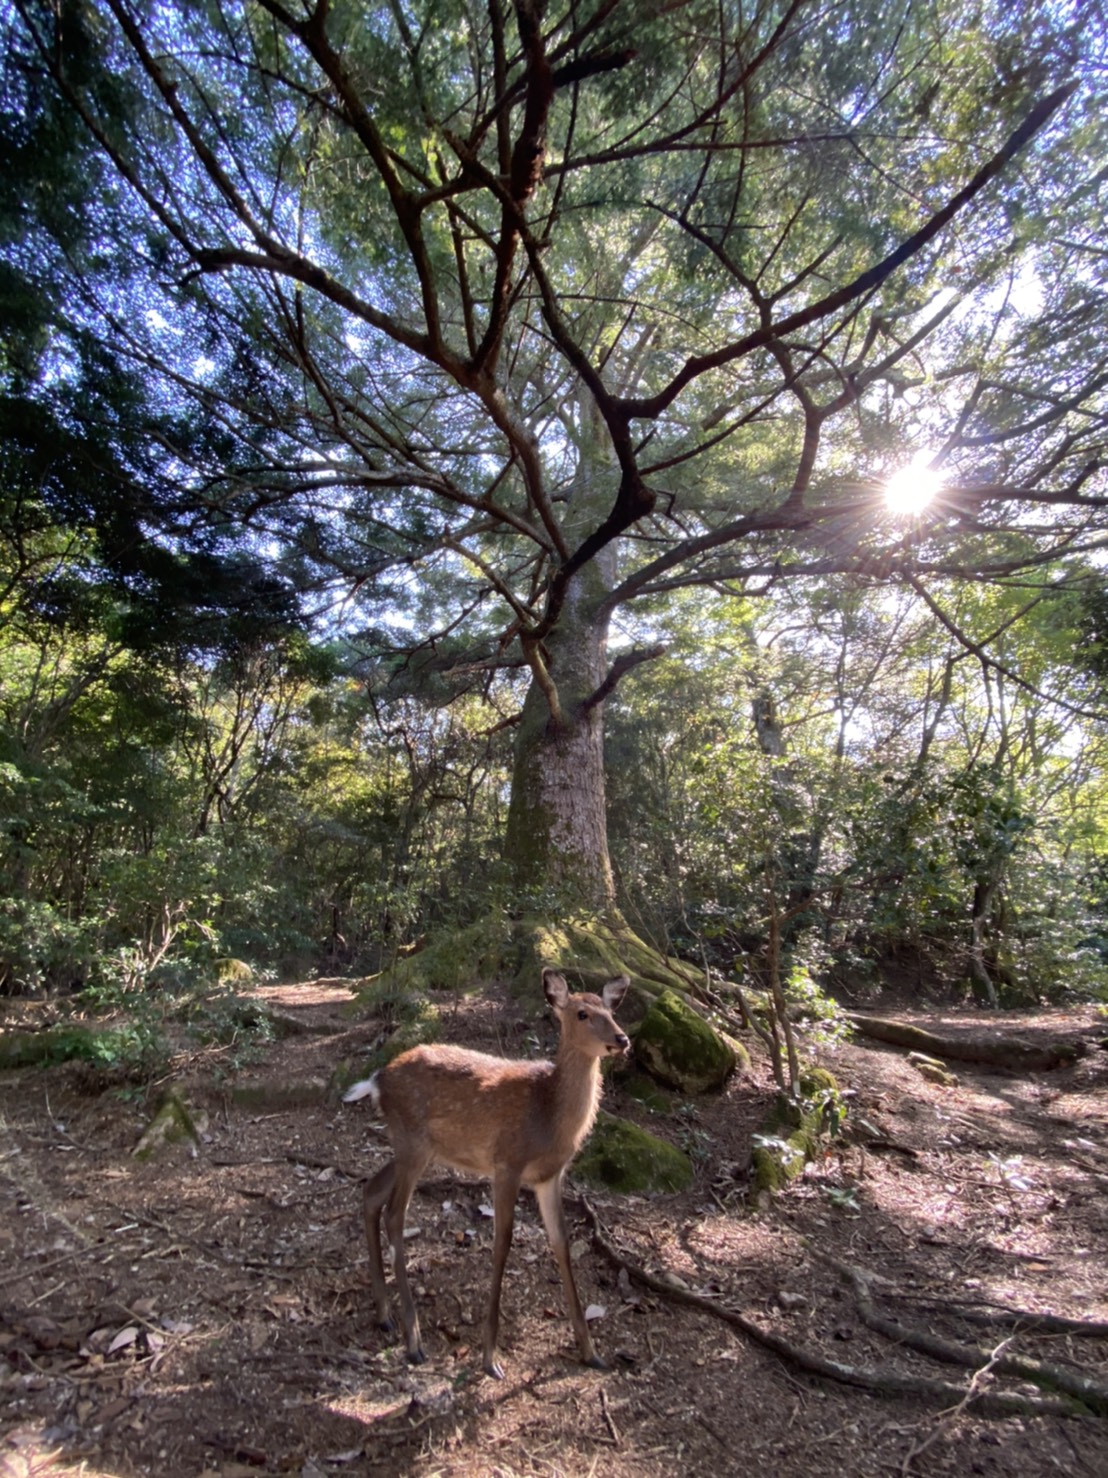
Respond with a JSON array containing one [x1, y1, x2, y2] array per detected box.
[[1, 0, 1107, 1009]]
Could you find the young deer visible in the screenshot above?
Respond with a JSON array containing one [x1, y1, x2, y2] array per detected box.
[[343, 967, 630, 1378]]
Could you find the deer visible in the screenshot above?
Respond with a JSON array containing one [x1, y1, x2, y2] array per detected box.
[[342, 967, 630, 1379]]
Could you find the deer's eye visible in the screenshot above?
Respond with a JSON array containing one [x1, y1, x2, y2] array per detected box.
[[577, 1010, 589, 1021]]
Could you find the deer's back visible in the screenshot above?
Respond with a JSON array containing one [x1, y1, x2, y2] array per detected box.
[[378, 1044, 593, 1184]]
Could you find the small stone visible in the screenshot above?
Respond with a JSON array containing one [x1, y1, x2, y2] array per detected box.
[[777, 1290, 807, 1311]]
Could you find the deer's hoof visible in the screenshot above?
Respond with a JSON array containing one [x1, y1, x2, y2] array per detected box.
[[407, 1347, 428, 1366], [484, 1359, 506, 1380], [584, 1353, 609, 1371]]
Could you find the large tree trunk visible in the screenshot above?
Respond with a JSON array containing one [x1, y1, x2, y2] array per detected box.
[[503, 566, 615, 909], [503, 428, 619, 910]]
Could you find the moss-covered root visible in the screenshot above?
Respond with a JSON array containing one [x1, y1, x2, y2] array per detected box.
[[574, 1112, 695, 1194], [512, 915, 703, 1001], [347, 916, 511, 1009], [751, 1069, 842, 1197], [346, 911, 707, 1021]]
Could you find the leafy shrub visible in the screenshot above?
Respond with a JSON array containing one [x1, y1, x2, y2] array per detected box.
[[0, 898, 95, 996]]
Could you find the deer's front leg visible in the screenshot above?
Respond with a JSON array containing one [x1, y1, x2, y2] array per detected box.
[[534, 1176, 605, 1370]]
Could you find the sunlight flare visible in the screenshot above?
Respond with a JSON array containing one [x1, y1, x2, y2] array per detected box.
[[884, 452, 945, 516]]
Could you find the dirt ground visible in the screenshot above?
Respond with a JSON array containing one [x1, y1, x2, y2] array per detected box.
[[2, 979, 1107, 1478]]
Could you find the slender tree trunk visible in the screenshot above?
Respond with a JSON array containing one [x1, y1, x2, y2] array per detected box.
[[969, 877, 1000, 1007]]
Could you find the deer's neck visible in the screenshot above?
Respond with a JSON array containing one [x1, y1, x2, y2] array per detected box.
[[550, 1046, 604, 1151]]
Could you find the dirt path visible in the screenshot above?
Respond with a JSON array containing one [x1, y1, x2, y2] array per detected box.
[[1, 986, 1107, 1477]]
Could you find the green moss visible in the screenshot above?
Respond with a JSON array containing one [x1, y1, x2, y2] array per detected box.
[[133, 1090, 205, 1161], [509, 914, 702, 1003], [799, 1066, 838, 1095], [347, 917, 509, 1010], [573, 1112, 694, 1194], [621, 1070, 674, 1114], [228, 1077, 329, 1109], [633, 990, 737, 1093], [215, 957, 254, 984], [752, 1080, 840, 1194], [347, 912, 710, 1020], [799, 1066, 845, 1134]]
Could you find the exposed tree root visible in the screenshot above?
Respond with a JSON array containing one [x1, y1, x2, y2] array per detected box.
[[580, 1199, 1101, 1419], [814, 1252, 1108, 1417], [881, 1294, 1108, 1339], [845, 1015, 1086, 1072]]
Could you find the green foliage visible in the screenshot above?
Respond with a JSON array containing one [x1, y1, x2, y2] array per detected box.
[[1, 0, 1107, 1014], [0, 897, 93, 996], [786, 958, 853, 1050], [609, 582, 1108, 1006], [824, 1185, 861, 1215], [42, 1021, 169, 1080], [180, 991, 276, 1053]]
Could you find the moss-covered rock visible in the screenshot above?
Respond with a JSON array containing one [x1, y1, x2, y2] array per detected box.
[[573, 1111, 694, 1193], [633, 990, 738, 1093], [799, 1066, 838, 1096], [215, 957, 254, 984], [133, 1090, 206, 1161], [752, 1068, 843, 1194]]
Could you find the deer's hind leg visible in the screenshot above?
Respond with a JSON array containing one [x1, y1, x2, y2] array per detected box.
[[382, 1154, 432, 1364], [361, 1160, 397, 1332], [482, 1167, 523, 1379]]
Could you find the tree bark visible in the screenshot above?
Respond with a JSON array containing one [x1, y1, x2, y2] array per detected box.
[[503, 568, 615, 908], [503, 428, 619, 909]]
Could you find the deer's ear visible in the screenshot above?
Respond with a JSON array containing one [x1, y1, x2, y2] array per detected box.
[[542, 968, 569, 1010], [602, 975, 630, 1011]]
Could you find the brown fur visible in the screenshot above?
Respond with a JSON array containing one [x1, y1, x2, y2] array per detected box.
[[344, 969, 629, 1378]]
